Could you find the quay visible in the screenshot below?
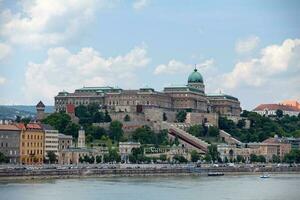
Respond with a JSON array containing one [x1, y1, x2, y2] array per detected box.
[[0, 164, 300, 180]]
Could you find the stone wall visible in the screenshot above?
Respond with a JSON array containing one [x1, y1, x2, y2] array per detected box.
[[185, 112, 218, 127]]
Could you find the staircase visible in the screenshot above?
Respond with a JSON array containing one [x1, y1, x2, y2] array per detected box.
[[219, 129, 242, 145], [161, 122, 209, 153]]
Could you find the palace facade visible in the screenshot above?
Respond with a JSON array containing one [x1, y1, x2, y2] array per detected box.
[[54, 69, 241, 117]]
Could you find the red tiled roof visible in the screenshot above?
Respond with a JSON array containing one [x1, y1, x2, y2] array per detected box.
[[15, 123, 26, 130], [26, 123, 42, 130], [253, 104, 300, 112], [0, 124, 20, 131]]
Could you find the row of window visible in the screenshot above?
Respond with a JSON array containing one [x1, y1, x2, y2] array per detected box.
[[22, 149, 43, 155], [22, 134, 43, 140], [22, 142, 43, 147]]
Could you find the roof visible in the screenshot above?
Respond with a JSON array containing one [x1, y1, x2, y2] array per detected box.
[[253, 104, 300, 112], [58, 133, 73, 139], [207, 93, 238, 101], [0, 124, 20, 131], [188, 69, 203, 83], [41, 124, 56, 130], [15, 123, 26, 130], [26, 123, 42, 130], [36, 101, 45, 108]]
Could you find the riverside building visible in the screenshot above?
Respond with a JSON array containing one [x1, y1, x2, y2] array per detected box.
[[19, 123, 44, 165], [42, 124, 59, 157], [0, 124, 21, 164]]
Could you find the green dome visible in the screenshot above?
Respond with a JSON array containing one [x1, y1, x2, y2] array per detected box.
[[188, 69, 203, 83]]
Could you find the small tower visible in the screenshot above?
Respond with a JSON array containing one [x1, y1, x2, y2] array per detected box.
[[36, 101, 45, 121], [77, 127, 86, 148]]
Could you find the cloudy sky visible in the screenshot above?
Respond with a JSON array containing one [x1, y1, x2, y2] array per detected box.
[[0, 0, 299, 110]]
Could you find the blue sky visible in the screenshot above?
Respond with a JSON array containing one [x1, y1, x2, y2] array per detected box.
[[0, 0, 299, 109]]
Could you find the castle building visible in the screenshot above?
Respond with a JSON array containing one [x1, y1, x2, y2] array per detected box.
[[54, 69, 241, 118]]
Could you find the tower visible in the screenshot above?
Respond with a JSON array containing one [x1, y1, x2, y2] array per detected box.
[[187, 67, 205, 93], [77, 127, 86, 148], [36, 101, 45, 121]]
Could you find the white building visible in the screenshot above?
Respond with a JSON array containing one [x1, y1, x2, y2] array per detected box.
[[42, 124, 59, 157], [253, 104, 300, 117]]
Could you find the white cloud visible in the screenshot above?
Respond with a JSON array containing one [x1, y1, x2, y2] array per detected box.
[[133, 0, 150, 10], [224, 38, 300, 89], [0, 43, 11, 60], [235, 36, 260, 54], [0, 0, 114, 47], [23, 45, 150, 104], [0, 76, 6, 85], [154, 59, 214, 75]]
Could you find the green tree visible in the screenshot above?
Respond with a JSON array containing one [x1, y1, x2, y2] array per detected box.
[[42, 112, 71, 132], [0, 152, 8, 163], [15, 115, 21, 123], [124, 114, 131, 122], [21, 117, 31, 125], [206, 144, 219, 162], [283, 149, 300, 163], [236, 155, 243, 163], [176, 110, 187, 122], [104, 110, 112, 122], [272, 154, 281, 163], [190, 150, 200, 162], [159, 154, 167, 161], [188, 124, 205, 138], [250, 154, 258, 163], [173, 155, 188, 163], [224, 156, 229, 163], [93, 111, 104, 123], [109, 121, 123, 141], [237, 119, 246, 129], [104, 148, 121, 163], [208, 126, 219, 137], [276, 109, 284, 118], [257, 155, 266, 163], [46, 151, 57, 164], [64, 122, 80, 138]]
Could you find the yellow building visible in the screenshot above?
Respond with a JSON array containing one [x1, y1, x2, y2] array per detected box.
[[18, 123, 44, 165]]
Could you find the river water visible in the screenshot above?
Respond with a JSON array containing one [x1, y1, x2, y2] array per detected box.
[[0, 174, 299, 200]]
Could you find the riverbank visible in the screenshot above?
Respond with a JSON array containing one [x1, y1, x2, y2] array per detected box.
[[1, 164, 300, 180]]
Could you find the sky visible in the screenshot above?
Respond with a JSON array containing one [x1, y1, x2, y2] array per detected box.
[[0, 0, 299, 110]]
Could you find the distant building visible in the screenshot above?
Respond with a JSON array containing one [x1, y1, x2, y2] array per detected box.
[[19, 123, 44, 165], [58, 134, 73, 150], [42, 124, 59, 157], [253, 104, 300, 116], [281, 100, 300, 110], [0, 124, 21, 164]]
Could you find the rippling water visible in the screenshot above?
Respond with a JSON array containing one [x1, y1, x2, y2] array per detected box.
[[1, 174, 300, 200]]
